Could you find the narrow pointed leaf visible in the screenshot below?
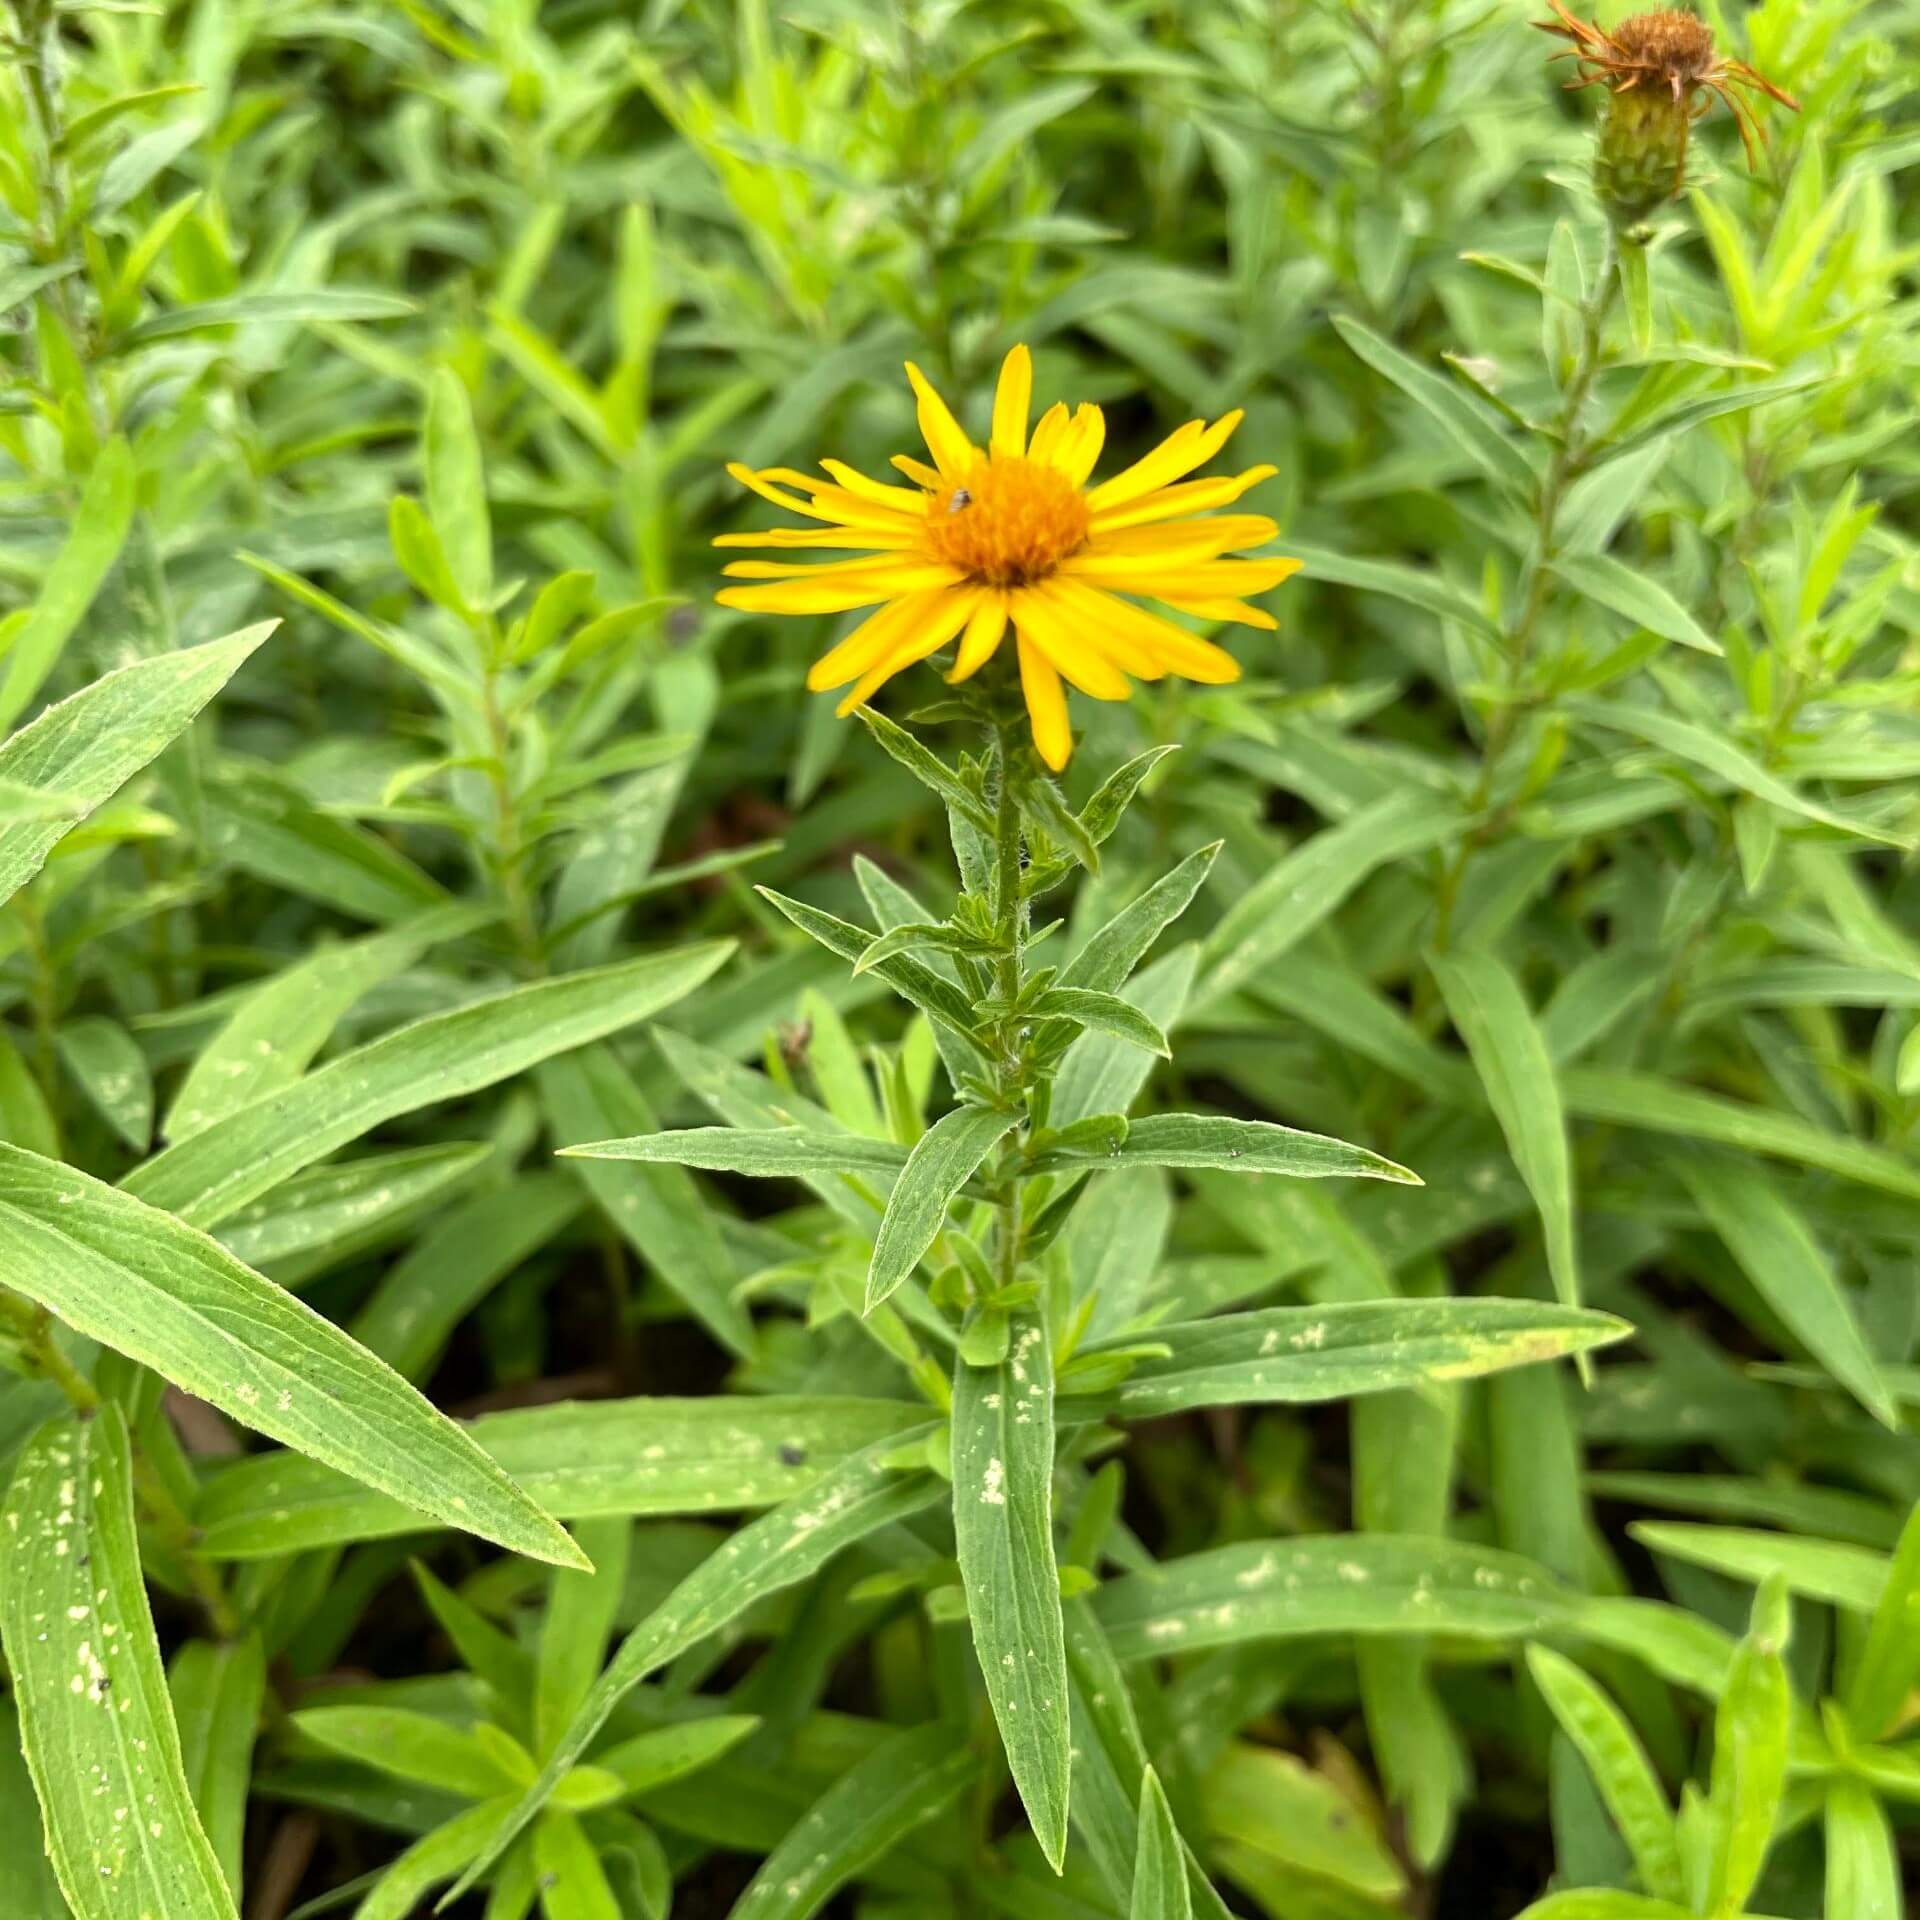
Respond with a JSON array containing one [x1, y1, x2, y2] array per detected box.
[[867, 1104, 1017, 1309]]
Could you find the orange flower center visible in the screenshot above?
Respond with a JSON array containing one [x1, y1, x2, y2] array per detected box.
[[922, 456, 1090, 588]]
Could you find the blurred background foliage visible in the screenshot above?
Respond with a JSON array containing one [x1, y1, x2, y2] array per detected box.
[[1, 0, 1919, 1915]]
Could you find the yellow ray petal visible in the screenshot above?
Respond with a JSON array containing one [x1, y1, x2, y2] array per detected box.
[[1010, 590, 1131, 701], [1089, 465, 1277, 534], [714, 527, 924, 551], [807, 588, 951, 691], [1046, 579, 1243, 684], [727, 462, 914, 531], [819, 460, 929, 514], [1055, 404, 1106, 487], [1083, 410, 1245, 515], [990, 345, 1032, 459], [1062, 555, 1301, 595], [1079, 514, 1280, 562], [1026, 401, 1072, 466], [905, 362, 978, 477], [948, 593, 1010, 683], [719, 562, 961, 616], [835, 588, 982, 715], [1029, 579, 1163, 680], [1016, 632, 1073, 770], [1153, 595, 1280, 631], [890, 453, 943, 489], [720, 558, 946, 581]]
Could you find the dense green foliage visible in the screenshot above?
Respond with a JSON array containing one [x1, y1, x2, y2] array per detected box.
[[0, 1, 1917, 1915]]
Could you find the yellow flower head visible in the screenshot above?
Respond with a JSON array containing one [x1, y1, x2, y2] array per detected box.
[[715, 346, 1299, 769]]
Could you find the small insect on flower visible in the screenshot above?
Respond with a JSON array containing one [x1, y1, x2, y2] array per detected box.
[[1535, 4, 1798, 214], [714, 347, 1299, 769]]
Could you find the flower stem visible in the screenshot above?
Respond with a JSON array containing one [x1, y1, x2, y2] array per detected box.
[[988, 716, 1029, 1301]]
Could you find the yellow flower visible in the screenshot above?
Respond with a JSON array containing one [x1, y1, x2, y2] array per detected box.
[[715, 345, 1299, 769]]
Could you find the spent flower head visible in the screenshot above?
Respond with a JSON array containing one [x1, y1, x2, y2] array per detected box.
[[715, 346, 1298, 769], [1535, 3, 1798, 219]]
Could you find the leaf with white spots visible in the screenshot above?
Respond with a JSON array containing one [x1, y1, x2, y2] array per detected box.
[[0, 625, 271, 910], [0, 1144, 584, 1570], [1094, 1536, 1571, 1661], [192, 1394, 928, 1557], [0, 1406, 237, 1920], [1075, 1298, 1631, 1419], [1023, 1112, 1417, 1185], [729, 1721, 976, 1920], [952, 1306, 1072, 1871], [1130, 1769, 1191, 1920], [123, 940, 735, 1229], [441, 1429, 943, 1904]]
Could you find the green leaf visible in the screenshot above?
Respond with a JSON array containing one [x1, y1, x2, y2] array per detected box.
[[1058, 843, 1220, 997], [1431, 949, 1581, 1313], [1202, 792, 1462, 1006], [1026, 1111, 1417, 1184], [539, 1046, 754, 1359], [0, 624, 270, 907], [1569, 696, 1908, 847], [1131, 1769, 1191, 1920], [853, 707, 991, 831], [536, 1518, 632, 1758], [168, 1637, 264, 1900], [867, 1104, 1018, 1310], [1843, 1501, 1920, 1740], [1631, 1524, 1885, 1613], [425, 367, 492, 609], [194, 1394, 925, 1556], [532, 1810, 621, 1919], [1824, 1780, 1900, 1920], [1282, 543, 1498, 636], [1095, 1536, 1568, 1660], [1081, 745, 1179, 848], [54, 1015, 152, 1151], [594, 1716, 760, 1798], [290, 1707, 522, 1800], [563, 1127, 910, 1180], [116, 287, 414, 345], [0, 1406, 235, 1920], [1704, 1577, 1790, 1917], [1563, 1067, 1920, 1202], [953, 1305, 1071, 1871], [0, 1146, 583, 1569], [728, 1722, 976, 1920], [1028, 988, 1169, 1057], [1677, 1155, 1895, 1428], [1075, 1298, 1629, 1418], [1526, 1648, 1684, 1904], [0, 438, 138, 730], [354, 1798, 518, 1920], [441, 1433, 942, 1903], [1333, 314, 1534, 493], [124, 942, 732, 1228], [1514, 1898, 1696, 1920], [1550, 554, 1720, 656]]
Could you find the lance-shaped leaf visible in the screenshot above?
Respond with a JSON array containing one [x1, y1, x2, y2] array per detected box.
[[441, 1432, 943, 1904], [194, 1393, 927, 1556], [1029, 988, 1170, 1057], [0, 1406, 236, 1920], [757, 886, 983, 1049], [0, 1145, 583, 1568], [124, 940, 733, 1228], [0, 623, 271, 908], [1131, 1768, 1193, 1920], [1704, 1578, 1791, 1917], [1550, 554, 1719, 655], [729, 1722, 976, 1920], [1056, 842, 1219, 997], [1025, 1112, 1417, 1185], [1526, 1647, 1684, 1904], [1201, 792, 1462, 1006], [425, 366, 492, 608], [867, 1104, 1018, 1310], [169, 1637, 265, 1900], [1095, 1536, 1569, 1661], [1677, 1155, 1895, 1429], [1431, 949, 1581, 1313], [953, 1308, 1072, 1871], [1073, 1298, 1630, 1419], [1844, 1502, 1920, 1740], [564, 1127, 911, 1181]]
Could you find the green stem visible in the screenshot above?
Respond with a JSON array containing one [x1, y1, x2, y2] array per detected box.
[[988, 718, 1028, 1301], [1432, 220, 1622, 953], [481, 650, 545, 975]]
